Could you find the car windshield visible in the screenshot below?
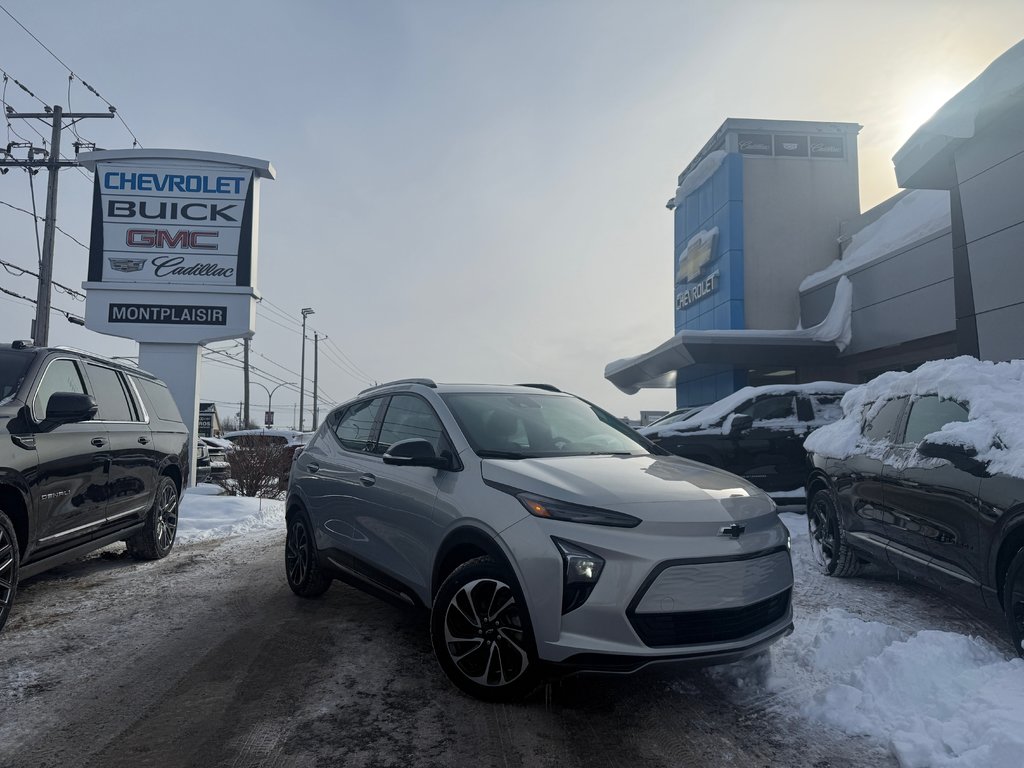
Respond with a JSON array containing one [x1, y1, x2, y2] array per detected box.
[[441, 392, 651, 458], [0, 350, 32, 404]]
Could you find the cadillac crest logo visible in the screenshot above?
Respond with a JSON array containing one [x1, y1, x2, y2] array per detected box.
[[108, 257, 147, 273]]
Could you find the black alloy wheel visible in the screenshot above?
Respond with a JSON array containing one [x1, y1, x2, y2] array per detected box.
[[807, 490, 861, 577], [285, 509, 330, 597], [1002, 548, 1024, 657], [431, 556, 539, 702], [0, 511, 19, 634], [127, 475, 179, 561]]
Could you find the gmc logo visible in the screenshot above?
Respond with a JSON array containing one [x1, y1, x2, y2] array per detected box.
[[126, 229, 218, 250]]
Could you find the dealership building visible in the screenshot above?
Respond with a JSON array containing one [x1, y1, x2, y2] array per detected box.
[[606, 39, 1024, 407]]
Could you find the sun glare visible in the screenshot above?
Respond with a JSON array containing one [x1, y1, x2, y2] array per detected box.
[[896, 79, 961, 143]]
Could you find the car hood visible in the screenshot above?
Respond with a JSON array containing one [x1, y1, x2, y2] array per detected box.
[[481, 453, 773, 522]]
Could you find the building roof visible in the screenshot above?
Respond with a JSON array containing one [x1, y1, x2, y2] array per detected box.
[[894, 39, 1024, 189]]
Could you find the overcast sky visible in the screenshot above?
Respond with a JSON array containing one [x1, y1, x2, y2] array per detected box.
[[2, 1, 1022, 425]]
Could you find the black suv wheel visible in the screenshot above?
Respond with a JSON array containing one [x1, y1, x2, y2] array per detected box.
[[126, 475, 179, 561], [808, 489, 862, 577], [0, 510, 19, 633], [285, 507, 331, 597], [1002, 547, 1024, 657]]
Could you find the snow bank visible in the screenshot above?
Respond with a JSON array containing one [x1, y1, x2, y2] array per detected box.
[[804, 356, 1024, 479], [177, 488, 285, 543], [783, 611, 1024, 768], [672, 150, 727, 206], [800, 190, 950, 292]]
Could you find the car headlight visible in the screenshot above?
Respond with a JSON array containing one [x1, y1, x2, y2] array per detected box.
[[514, 491, 641, 528], [553, 538, 605, 614]]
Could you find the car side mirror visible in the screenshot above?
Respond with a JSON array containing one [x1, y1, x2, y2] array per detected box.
[[43, 392, 98, 427], [918, 438, 985, 473], [383, 438, 450, 470], [728, 413, 754, 436]]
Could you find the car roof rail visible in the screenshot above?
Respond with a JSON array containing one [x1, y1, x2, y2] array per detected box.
[[358, 378, 437, 395], [516, 383, 561, 393], [51, 346, 149, 373]]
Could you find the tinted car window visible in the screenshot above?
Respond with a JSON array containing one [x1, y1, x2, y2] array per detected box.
[[377, 394, 446, 455], [810, 394, 843, 424], [0, 350, 32, 403], [32, 358, 86, 418], [335, 397, 384, 452], [862, 397, 907, 441], [135, 377, 182, 423], [86, 364, 135, 422], [739, 396, 796, 422], [904, 396, 970, 445]]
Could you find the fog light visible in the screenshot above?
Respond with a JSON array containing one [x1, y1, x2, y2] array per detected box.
[[553, 538, 604, 614]]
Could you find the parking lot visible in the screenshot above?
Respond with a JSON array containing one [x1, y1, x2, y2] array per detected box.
[[1, 502, 1015, 768]]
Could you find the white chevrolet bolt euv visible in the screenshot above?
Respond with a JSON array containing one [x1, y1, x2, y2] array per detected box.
[[286, 380, 793, 701]]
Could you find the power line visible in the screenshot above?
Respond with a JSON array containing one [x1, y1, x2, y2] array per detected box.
[[0, 198, 88, 248], [0, 283, 83, 324], [0, 3, 142, 148], [0, 258, 85, 300]]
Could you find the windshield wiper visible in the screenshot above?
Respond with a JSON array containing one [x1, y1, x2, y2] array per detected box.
[[476, 450, 535, 459]]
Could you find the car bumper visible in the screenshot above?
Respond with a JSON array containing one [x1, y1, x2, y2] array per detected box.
[[498, 514, 794, 666]]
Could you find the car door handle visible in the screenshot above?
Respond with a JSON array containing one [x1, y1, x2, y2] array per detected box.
[[138, 436, 150, 445], [306, 462, 320, 473], [91, 437, 106, 447], [359, 473, 376, 487]]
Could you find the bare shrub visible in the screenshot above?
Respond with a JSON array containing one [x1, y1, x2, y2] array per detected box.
[[219, 437, 288, 498]]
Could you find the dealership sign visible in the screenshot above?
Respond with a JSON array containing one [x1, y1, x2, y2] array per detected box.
[[79, 149, 275, 344]]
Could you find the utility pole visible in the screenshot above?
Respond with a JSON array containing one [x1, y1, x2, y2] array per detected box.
[[312, 332, 320, 430], [298, 307, 314, 431], [243, 338, 250, 427], [1, 106, 115, 345]]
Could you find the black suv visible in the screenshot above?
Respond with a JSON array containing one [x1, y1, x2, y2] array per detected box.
[[805, 373, 1024, 654], [641, 383, 851, 501], [0, 341, 189, 633]]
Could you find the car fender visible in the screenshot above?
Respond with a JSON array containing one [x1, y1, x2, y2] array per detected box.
[[988, 504, 1024, 604], [431, 519, 524, 601], [0, 466, 35, 555]]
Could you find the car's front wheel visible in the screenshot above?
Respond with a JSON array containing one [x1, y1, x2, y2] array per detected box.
[[126, 475, 178, 561], [431, 556, 539, 702], [1002, 547, 1024, 657], [0, 510, 19, 634], [807, 489, 861, 577]]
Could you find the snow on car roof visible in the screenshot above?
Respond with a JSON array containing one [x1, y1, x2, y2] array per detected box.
[[804, 356, 1024, 479], [655, 382, 853, 435]]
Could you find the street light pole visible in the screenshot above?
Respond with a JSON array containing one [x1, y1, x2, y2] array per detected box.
[[299, 307, 314, 431], [250, 380, 294, 428]]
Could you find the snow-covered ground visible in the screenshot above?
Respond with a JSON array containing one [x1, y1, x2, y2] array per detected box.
[[772, 511, 1024, 768], [5, 487, 1021, 767]]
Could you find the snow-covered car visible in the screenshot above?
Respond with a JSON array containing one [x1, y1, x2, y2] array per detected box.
[[643, 406, 704, 430], [641, 383, 852, 503], [804, 356, 1024, 654], [286, 380, 794, 701]]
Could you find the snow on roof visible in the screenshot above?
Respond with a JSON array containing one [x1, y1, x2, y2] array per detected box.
[[805, 356, 1024, 479], [653, 381, 853, 436], [800, 190, 950, 292], [671, 150, 727, 207]]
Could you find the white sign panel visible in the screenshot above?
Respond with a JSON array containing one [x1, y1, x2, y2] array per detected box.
[[89, 163, 256, 289]]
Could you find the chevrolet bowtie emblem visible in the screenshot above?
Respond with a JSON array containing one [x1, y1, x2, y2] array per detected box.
[[719, 523, 745, 539]]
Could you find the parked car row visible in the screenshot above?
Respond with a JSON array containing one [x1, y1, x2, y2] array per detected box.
[[4, 338, 1021, 703]]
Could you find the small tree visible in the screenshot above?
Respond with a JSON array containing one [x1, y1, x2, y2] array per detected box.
[[219, 437, 287, 498]]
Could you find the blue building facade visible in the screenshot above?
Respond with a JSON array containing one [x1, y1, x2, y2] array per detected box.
[[673, 152, 747, 406]]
